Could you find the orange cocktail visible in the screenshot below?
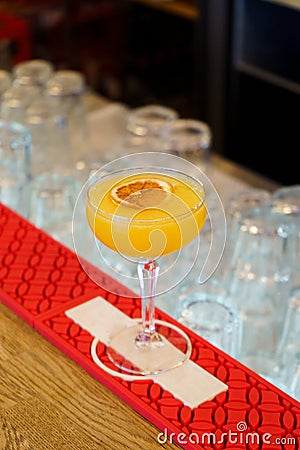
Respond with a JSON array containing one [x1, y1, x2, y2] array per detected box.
[[84, 152, 208, 377], [86, 169, 206, 260]]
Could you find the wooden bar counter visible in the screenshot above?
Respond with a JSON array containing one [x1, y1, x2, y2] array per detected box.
[[0, 301, 182, 449]]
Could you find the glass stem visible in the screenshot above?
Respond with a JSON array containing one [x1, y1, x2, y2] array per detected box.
[[136, 259, 160, 342]]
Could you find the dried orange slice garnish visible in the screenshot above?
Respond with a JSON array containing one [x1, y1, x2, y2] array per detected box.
[[111, 178, 173, 208]]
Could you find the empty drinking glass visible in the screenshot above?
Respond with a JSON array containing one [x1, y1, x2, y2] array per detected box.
[[126, 104, 178, 137], [111, 104, 179, 160], [45, 70, 88, 172], [25, 96, 71, 178], [28, 172, 81, 249], [269, 185, 300, 288], [0, 69, 12, 98], [164, 118, 212, 173], [220, 188, 271, 278], [12, 59, 54, 91], [0, 120, 32, 217], [275, 286, 300, 400], [226, 188, 271, 233], [0, 85, 39, 123], [176, 279, 242, 358], [224, 204, 296, 376]]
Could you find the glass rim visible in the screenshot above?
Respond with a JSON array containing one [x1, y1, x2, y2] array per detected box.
[[168, 118, 211, 133], [128, 104, 178, 120], [46, 70, 85, 96], [86, 166, 206, 224], [12, 59, 54, 82]]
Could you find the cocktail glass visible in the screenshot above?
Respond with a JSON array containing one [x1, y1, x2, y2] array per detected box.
[[85, 152, 207, 376]]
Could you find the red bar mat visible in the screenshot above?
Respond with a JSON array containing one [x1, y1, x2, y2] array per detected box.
[[34, 295, 300, 450], [0, 203, 132, 325], [1, 203, 300, 448]]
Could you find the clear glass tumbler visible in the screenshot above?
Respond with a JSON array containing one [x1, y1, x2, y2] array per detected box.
[[177, 279, 242, 358], [0, 85, 39, 123], [164, 118, 212, 173], [126, 104, 178, 136], [45, 70, 88, 172], [0, 120, 32, 216], [28, 172, 81, 249], [0, 69, 12, 98], [225, 205, 296, 376], [269, 185, 300, 288], [111, 104, 179, 159], [275, 286, 300, 400], [12, 59, 54, 91], [25, 96, 71, 178], [220, 188, 271, 277]]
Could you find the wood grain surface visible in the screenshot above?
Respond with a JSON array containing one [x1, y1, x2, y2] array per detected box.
[[0, 303, 180, 450]]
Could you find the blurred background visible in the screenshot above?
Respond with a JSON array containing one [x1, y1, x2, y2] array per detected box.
[[0, 0, 299, 185]]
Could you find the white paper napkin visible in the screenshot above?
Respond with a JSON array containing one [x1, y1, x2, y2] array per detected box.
[[66, 296, 228, 408]]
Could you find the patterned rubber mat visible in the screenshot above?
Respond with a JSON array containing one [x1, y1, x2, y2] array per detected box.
[[1, 203, 300, 449]]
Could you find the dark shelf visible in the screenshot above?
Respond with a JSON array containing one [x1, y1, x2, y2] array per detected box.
[[234, 60, 300, 95], [227, 73, 300, 186], [225, 0, 300, 186]]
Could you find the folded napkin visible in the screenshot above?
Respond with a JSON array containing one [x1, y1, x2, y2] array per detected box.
[[66, 296, 228, 408]]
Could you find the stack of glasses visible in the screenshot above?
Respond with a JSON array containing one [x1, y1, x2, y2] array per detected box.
[[176, 185, 300, 400], [0, 59, 87, 246]]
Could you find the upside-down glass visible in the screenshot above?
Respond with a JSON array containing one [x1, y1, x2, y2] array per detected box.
[[0, 85, 39, 123], [28, 172, 81, 249], [12, 59, 54, 91], [164, 118, 212, 173], [176, 279, 242, 358], [224, 204, 296, 379], [269, 185, 300, 288], [25, 96, 71, 178], [126, 104, 178, 138], [219, 188, 271, 278], [0, 69, 12, 97], [45, 70, 87, 171], [85, 152, 207, 376], [275, 286, 300, 400], [0, 120, 31, 217], [110, 104, 179, 162]]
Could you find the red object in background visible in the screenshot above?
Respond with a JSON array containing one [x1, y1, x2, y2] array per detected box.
[[0, 10, 32, 64]]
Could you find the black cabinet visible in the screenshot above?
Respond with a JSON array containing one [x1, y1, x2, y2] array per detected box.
[[121, 1, 199, 117], [225, 0, 300, 185], [196, 0, 300, 185]]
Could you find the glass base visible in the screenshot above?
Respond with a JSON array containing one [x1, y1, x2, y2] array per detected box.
[[91, 319, 192, 379]]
